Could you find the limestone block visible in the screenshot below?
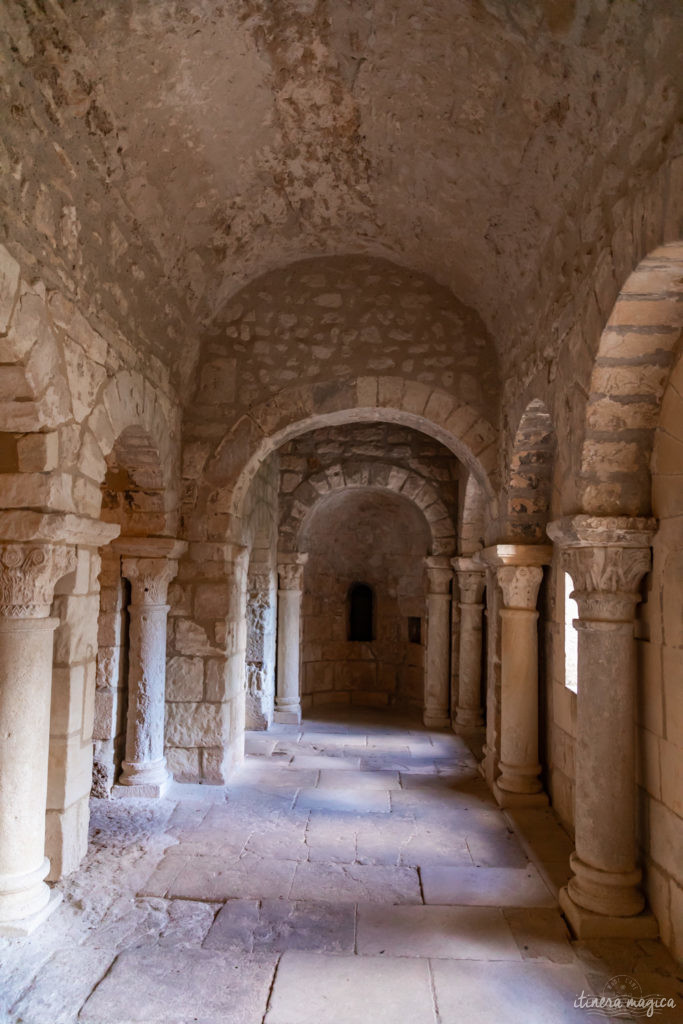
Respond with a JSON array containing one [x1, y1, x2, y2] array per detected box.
[[174, 618, 220, 656], [0, 364, 31, 400], [93, 688, 117, 740], [662, 646, 683, 748], [659, 740, 683, 817], [63, 338, 107, 422], [649, 798, 683, 886], [16, 431, 59, 472], [45, 795, 90, 881], [166, 655, 204, 701], [194, 582, 230, 617], [47, 734, 93, 810], [165, 746, 201, 782], [0, 243, 20, 333], [165, 702, 224, 747], [202, 746, 228, 784], [53, 595, 99, 664], [0, 471, 74, 511], [77, 429, 107, 482], [50, 664, 86, 738], [54, 546, 91, 596], [47, 292, 108, 365], [73, 476, 103, 517], [636, 727, 661, 799]]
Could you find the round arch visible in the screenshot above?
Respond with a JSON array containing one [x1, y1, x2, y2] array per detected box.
[[504, 398, 556, 543], [580, 241, 683, 516], [279, 460, 456, 558], [197, 376, 498, 537]]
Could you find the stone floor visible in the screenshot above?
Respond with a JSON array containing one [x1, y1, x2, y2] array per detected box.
[[1, 709, 681, 1024]]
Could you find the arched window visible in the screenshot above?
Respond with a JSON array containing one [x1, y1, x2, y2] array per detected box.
[[348, 583, 373, 642]]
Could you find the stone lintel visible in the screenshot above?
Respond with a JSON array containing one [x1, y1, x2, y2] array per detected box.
[[547, 515, 656, 550], [113, 536, 188, 559], [0, 511, 120, 549], [476, 544, 552, 568]]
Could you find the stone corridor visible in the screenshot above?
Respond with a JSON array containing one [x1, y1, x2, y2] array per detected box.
[[1, 711, 680, 1024]]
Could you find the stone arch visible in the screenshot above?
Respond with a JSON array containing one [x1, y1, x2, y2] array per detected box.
[[81, 370, 180, 533], [198, 376, 498, 536], [505, 399, 556, 543], [580, 241, 683, 516], [459, 473, 487, 555], [279, 459, 456, 558]]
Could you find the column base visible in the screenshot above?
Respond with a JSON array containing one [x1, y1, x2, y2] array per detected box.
[[493, 780, 548, 808], [273, 708, 302, 725], [112, 776, 171, 799], [453, 719, 485, 736], [454, 708, 484, 731], [423, 711, 450, 729], [559, 886, 658, 939], [0, 889, 62, 938]]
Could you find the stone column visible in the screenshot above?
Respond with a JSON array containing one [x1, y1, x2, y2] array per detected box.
[[0, 542, 75, 935], [113, 539, 186, 797], [424, 556, 453, 729], [548, 515, 658, 938], [480, 544, 551, 807], [452, 557, 486, 733], [274, 554, 308, 725]]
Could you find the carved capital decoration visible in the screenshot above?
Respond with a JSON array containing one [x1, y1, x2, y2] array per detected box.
[[563, 546, 651, 622], [121, 557, 179, 606], [0, 543, 76, 617], [278, 562, 306, 591], [456, 570, 486, 605], [497, 565, 543, 610]]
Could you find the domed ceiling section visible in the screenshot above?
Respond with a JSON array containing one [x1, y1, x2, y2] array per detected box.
[[1, 0, 680, 370]]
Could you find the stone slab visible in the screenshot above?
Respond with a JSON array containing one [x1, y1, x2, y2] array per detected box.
[[317, 769, 400, 789], [357, 904, 523, 960], [79, 949, 276, 1023], [265, 952, 436, 1024], [204, 898, 356, 955], [420, 865, 556, 907], [294, 788, 390, 814], [290, 862, 422, 904], [430, 959, 595, 1024]]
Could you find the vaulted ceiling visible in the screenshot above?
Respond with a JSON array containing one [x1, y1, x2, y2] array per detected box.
[[2, 0, 680, 373]]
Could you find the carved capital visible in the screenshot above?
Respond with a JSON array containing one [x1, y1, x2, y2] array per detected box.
[[278, 562, 306, 591], [121, 557, 179, 606], [497, 564, 543, 610], [456, 570, 486, 605], [425, 556, 452, 595], [564, 546, 651, 622], [0, 543, 76, 617]]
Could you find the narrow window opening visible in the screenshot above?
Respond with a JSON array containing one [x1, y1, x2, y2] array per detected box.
[[408, 616, 422, 644], [348, 583, 373, 642], [564, 572, 578, 693]]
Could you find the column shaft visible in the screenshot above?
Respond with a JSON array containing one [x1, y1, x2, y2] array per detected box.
[[424, 558, 452, 729], [0, 542, 75, 934], [497, 606, 542, 793], [548, 514, 657, 938], [453, 564, 486, 732], [274, 556, 307, 725], [115, 552, 180, 798]]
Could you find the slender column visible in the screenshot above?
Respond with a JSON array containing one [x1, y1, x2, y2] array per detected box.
[[548, 515, 658, 938], [480, 545, 551, 808], [114, 553, 180, 797], [424, 557, 452, 729], [452, 558, 486, 732], [0, 543, 75, 935], [274, 554, 308, 725]]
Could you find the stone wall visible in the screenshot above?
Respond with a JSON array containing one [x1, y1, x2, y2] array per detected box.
[[166, 456, 279, 781], [300, 489, 431, 711]]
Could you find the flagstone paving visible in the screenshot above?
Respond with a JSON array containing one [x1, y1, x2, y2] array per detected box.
[[1, 709, 681, 1023]]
